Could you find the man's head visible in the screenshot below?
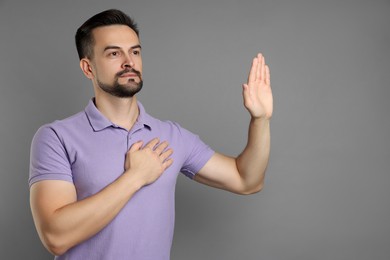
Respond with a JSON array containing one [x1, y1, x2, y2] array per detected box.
[[75, 9, 139, 60], [76, 9, 143, 98]]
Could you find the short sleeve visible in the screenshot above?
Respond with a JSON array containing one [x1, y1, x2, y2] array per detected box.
[[178, 126, 215, 179], [29, 125, 73, 187]]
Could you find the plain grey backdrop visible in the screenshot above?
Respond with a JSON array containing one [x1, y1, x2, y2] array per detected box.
[[1, 0, 389, 259]]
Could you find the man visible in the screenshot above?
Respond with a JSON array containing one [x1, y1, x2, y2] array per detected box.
[[29, 9, 272, 260]]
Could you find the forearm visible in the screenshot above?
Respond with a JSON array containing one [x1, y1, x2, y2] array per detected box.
[[236, 117, 270, 192], [37, 172, 143, 255]]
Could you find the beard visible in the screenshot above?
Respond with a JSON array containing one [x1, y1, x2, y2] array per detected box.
[[97, 68, 143, 98]]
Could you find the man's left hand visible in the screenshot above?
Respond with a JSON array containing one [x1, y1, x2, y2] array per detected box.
[[242, 53, 273, 119]]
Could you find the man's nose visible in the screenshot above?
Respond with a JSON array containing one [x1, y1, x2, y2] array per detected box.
[[122, 55, 135, 68]]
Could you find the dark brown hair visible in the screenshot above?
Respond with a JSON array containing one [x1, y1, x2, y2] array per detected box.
[[75, 9, 139, 60]]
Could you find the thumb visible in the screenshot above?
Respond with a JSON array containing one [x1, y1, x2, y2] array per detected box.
[[242, 84, 251, 107], [129, 140, 143, 153]]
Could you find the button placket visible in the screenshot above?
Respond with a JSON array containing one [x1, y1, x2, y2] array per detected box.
[[127, 122, 144, 149]]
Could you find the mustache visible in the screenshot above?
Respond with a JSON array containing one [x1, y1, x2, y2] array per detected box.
[[116, 68, 142, 78]]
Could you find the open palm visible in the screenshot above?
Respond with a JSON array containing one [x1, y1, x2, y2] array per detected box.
[[242, 53, 273, 119]]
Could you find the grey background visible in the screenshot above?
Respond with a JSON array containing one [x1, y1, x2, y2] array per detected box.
[[1, 0, 389, 259]]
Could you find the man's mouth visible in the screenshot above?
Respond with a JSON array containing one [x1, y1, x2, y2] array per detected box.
[[120, 73, 138, 78], [117, 69, 141, 78]]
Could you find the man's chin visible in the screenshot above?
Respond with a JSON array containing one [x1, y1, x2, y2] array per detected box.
[[97, 79, 143, 98]]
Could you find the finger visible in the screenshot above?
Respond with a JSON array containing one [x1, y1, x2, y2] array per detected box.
[[256, 53, 262, 81], [145, 138, 160, 149], [247, 57, 257, 84], [129, 141, 143, 153], [242, 84, 251, 107], [162, 158, 174, 170], [160, 148, 173, 161], [259, 54, 265, 82], [265, 65, 270, 86], [154, 141, 169, 155]]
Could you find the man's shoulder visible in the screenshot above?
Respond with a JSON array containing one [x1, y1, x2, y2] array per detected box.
[[146, 114, 186, 135], [34, 109, 88, 138], [147, 115, 201, 144], [46, 110, 87, 129]]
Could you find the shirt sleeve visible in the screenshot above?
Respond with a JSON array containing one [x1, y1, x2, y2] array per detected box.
[[177, 125, 215, 179], [29, 125, 73, 187]]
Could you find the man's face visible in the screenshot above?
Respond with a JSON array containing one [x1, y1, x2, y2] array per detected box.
[[88, 25, 143, 98]]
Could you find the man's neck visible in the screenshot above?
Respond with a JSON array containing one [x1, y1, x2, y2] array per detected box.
[[94, 94, 139, 131]]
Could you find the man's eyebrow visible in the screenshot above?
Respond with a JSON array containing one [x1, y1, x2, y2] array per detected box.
[[103, 45, 121, 52], [103, 45, 142, 52]]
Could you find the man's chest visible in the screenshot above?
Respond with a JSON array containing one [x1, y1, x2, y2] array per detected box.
[[65, 128, 185, 199]]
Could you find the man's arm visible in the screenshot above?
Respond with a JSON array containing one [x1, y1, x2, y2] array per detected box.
[[30, 138, 173, 256], [195, 53, 272, 194]]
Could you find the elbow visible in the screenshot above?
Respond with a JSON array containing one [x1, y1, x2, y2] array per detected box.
[[47, 245, 67, 257], [236, 181, 264, 195], [242, 184, 263, 195], [45, 239, 68, 256], [40, 232, 70, 256]]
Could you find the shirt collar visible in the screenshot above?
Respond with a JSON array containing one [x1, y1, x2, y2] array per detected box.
[[84, 98, 153, 132], [136, 101, 154, 130]]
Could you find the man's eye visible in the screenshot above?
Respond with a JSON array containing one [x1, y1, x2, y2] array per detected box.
[[110, 52, 119, 57], [133, 50, 140, 55]]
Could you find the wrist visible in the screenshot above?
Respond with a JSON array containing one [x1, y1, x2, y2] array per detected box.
[[251, 116, 271, 125], [122, 170, 146, 191]]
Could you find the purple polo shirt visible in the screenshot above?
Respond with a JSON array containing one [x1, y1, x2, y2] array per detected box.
[[29, 99, 214, 260]]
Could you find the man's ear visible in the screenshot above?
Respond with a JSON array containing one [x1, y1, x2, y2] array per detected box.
[[80, 58, 94, 79]]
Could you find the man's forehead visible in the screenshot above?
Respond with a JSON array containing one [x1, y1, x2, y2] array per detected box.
[[92, 25, 140, 46]]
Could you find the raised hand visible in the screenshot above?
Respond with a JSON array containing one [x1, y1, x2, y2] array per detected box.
[[124, 138, 174, 186], [242, 53, 273, 119]]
